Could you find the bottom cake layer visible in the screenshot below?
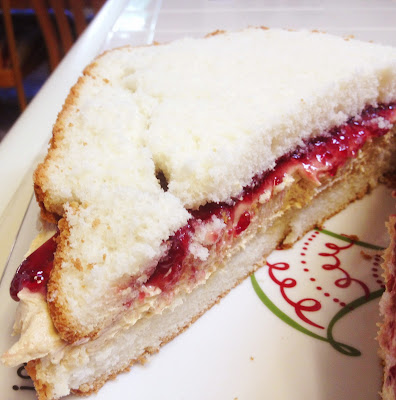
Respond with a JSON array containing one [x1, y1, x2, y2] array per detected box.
[[24, 130, 396, 400]]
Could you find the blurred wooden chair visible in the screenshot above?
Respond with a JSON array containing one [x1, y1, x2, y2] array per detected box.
[[0, 0, 30, 110], [32, 0, 106, 71], [0, 0, 105, 111]]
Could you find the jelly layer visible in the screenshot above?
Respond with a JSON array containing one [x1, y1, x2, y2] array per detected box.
[[10, 104, 396, 303]]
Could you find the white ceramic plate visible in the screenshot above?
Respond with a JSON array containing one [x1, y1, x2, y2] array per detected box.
[[0, 184, 394, 400]]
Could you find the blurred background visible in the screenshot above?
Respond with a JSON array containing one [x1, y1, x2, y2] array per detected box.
[[0, 0, 106, 141], [4, 0, 396, 143]]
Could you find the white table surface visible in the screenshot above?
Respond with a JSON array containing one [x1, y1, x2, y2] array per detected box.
[[2, 0, 396, 280]]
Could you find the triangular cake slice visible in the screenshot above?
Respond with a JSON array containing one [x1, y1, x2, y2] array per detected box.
[[2, 28, 396, 400]]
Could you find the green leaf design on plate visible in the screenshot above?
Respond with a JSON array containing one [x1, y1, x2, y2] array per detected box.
[[251, 275, 383, 356], [317, 228, 385, 250]]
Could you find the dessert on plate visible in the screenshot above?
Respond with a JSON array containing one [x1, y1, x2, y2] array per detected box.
[[2, 27, 396, 400]]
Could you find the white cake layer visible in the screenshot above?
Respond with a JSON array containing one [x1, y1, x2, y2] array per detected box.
[[86, 28, 396, 209]]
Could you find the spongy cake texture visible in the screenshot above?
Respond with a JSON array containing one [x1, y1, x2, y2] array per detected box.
[[34, 28, 396, 342], [88, 28, 396, 207]]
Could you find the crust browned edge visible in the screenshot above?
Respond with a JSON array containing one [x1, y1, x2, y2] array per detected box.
[[47, 213, 104, 344]]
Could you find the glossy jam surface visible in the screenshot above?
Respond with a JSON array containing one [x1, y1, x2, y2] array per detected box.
[[147, 224, 194, 292], [10, 104, 396, 302], [10, 233, 58, 301], [234, 211, 251, 235]]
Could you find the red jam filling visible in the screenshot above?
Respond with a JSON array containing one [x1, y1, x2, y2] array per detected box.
[[147, 223, 194, 292], [10, 104, 396, 302], [10, 233, 58, 301]]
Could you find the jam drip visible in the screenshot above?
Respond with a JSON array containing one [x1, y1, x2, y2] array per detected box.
[[9, 104, 396, 302], [10, 233, 58, 301]]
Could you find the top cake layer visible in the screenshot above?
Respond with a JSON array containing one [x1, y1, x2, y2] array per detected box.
[[89, 28, 396, 208], [39, 28, 396, 212]]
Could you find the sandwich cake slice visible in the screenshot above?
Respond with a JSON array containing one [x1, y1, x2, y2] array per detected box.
[[2, 27, 396, 400]]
